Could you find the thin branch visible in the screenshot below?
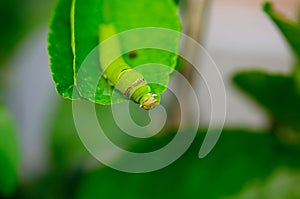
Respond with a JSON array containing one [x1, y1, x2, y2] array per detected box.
[[166, 0, 211, 129]]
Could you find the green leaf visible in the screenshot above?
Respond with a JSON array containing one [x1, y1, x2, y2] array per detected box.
[[74, 129, 300, 199], [48, 0, 181, 105], [233, 70, 300, 131], [263, 2, 300, 61], [0, 103, 19, 196], [48, 0, 78, 99]]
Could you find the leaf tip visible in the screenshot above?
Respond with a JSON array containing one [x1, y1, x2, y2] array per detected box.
[[232, 72, 244, 88], [262, 1, 272, 14]]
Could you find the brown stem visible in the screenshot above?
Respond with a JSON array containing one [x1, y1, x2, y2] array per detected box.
[[165, 0, 211, 130]]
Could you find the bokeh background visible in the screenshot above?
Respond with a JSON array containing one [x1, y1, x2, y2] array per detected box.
[[1, 0, 300, 198]]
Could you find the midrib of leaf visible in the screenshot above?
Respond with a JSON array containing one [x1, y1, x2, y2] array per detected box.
[[71, 0, 76, 83]]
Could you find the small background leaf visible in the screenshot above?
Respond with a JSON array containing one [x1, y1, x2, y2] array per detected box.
[[0, 103, 19, 196], [263, 2, 300, 61], [233, 70, 300, 132]]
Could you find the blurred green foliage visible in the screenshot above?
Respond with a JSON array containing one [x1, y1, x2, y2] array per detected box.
[[74, 130, 300, 199], [0, 102, 19, 196], [20, 99, 298, 199], [233, 2, 300, 137], [233, 72, 300, 132], [50, 100, 90, 172], [226, 169, 300, 199], [12, 98, 300, 198], [0, 0, 53, 66], [0, 0, 24, 64], [263, 2, 300, 61], [1, 1, 300, 199]]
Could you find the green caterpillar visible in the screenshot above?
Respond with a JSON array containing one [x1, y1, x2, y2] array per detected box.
[[99, 24, 159, 110]]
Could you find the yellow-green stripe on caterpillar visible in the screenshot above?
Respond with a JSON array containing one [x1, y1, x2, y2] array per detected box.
[[99, 24, 159, 110]]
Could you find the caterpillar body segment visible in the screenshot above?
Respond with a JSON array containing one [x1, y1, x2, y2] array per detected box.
[[99, 24, 159, 110]]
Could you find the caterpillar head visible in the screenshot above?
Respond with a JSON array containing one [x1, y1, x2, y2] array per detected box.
[[139, 93, 159, 110]]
